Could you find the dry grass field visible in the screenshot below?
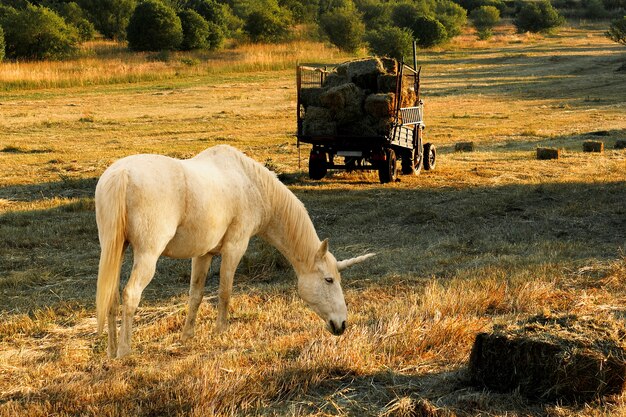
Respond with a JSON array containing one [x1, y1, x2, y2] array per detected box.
[[1, 22, 625, 416]]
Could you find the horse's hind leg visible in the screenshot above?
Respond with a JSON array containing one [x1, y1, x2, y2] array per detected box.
[[117, 251, 159, 358], [107, 291, 119, 358], [181, 253, 213, 342]]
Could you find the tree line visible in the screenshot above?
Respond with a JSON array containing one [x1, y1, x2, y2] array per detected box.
[[0, 0, 624, 61]]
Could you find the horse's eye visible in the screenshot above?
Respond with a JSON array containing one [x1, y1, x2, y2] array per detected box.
[[324, 277, 334, 284]]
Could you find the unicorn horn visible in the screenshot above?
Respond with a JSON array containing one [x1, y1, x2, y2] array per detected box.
[[337, 253, 376, 271]]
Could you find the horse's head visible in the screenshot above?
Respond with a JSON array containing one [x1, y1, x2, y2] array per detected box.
[[297, 239, 375, 336]]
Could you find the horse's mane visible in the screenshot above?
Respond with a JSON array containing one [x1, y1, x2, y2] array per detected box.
[[200, 145, 320, 263]]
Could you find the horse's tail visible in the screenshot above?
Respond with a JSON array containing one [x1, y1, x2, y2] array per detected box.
[[95, 167, 128, 334]]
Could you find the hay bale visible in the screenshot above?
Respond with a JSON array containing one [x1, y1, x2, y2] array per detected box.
[[583, 140, 604, 152], [299, 87, 324, 108], [455, 142, 475, 152], [322, 73, 348, 89], [537, 147, 560, 160], [614, 140, 626, 149], [469, 314, 626, 402], [400, 87, 417, 108], [336, 58, 385, 91], [381, 57, 398, 75], [320, 83, 364, 124], [365, 93, 395, 118], [377, 74, 398, 94], [302, 106, 336, 136]]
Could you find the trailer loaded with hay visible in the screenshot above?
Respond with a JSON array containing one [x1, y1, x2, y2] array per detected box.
[[296, 51, 435, 183]]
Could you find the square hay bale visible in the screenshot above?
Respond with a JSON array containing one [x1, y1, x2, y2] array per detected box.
[[469, 314, 626, 403], [365, 93, 395, 118], [583, 140, 604, 152], [615, 139, 626, 149], [320, 83, 364, 124], [380, 57, 398, 75], [378, 74, 398, 94], [337, 58, 385, 91], [299, 87, 324, 108], [400, 87, 417, 108], [302, 106, 336, 137], [537, 147, 560, 160], [322, 73, 348, 89], [455, 142, 475, 152]]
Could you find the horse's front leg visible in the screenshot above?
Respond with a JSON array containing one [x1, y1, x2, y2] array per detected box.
[[181, 253, 213, 342], [216, 239, 249, 332], [117, 252, 158, 358]]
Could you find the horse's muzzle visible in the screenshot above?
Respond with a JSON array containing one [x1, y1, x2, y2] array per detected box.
[[328, 320, 346, 336]]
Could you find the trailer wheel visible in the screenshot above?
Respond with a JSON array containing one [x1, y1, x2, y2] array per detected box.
[[378, 149, 397, 184], [308, 150, 327, 180], [401, 148, 423, 175], [423, 143, 436, 171]]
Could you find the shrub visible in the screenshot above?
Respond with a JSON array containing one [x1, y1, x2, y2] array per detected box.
[[185, 0, 226, 26], [79, 0, 136, 40], [514, 0, 564, 33], [435, 0, 467, 38], [2, 4, 79, 60], [205, 21, 224, 48], [582, 0, 608, 18], [470, 5, 500, 39], [178, 8, 209, 49], [355, 0, 392, 30], [365, 26, 414, 60], [411, 15, 448, 47], [244, 9, 291, 42], [0, 26, 4, 62], [319, 7, 365, 52], [127, 0, 183, 51], [606, 16, 626, 45], [54, 2, 96, 41], [457, 0, 506, 13], [391, 2, 431, 30]]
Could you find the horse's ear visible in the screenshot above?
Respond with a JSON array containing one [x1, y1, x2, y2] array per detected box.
[[315, 239, 329, 261]]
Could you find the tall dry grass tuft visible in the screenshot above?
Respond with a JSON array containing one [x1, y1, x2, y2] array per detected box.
[[0, 40, 351, 91]]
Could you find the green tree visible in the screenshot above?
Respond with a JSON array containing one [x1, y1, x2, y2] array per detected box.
[[185, 0, 225, 26], [391, 2, 430, 30], [2, 4, 79, 60], [53, 2, 96, 41], [127, 0, 183, 51], [411, 15, 448, 47], [435, 0, 467, 38], [319, 7, 364, 52], [178, 8, 210, 49], [79, 0, 136, 40], [470, 5, 500, 39], [606, 16, 626, 45], [355, 0, 392, 30], [0, 26, 5, 62], [244, 9, 291, 42], [365, 26, 413, 60], [514, 0, 564, 33]]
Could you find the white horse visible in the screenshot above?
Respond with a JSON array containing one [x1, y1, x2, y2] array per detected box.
[[95, 145, 374, 358]]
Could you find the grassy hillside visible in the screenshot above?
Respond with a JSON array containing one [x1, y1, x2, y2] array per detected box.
[[1, 22, 625, 416]]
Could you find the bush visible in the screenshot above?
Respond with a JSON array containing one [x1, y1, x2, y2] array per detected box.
[[582, 0, 608, 18], [435, 0, 467, 38], [79, 0, 136, 40], [2, 4, 79, 60], [319, 7, 365, 52], [127, 0, 183, 51], [0, 26, 4, 62], [185, 0, 226, 26], [355, 0, 392, 30], [54, 2, 96, 41], [244, 9, 291, 42], [606, 16, 626, 45], [365, 26, 414, 60], [411, 15, 448, 47], [470, 5, 500, 39], [178, 9, 209, 49], [457, 0, 506, 13], [391, 2, 431, 29], [514, 0, 564, 33]]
